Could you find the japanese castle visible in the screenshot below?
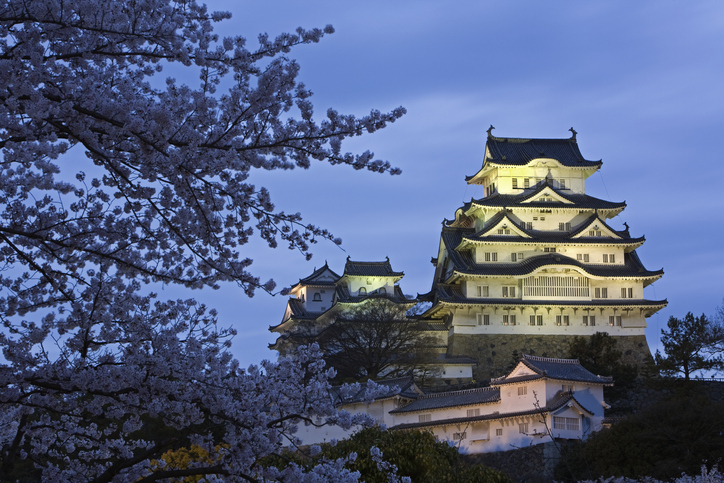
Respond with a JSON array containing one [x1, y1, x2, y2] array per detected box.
[[271, 128, 667, 382]]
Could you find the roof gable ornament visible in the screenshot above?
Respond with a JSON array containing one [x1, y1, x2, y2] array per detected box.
[[569, 127, 577, 142], [487, 125, 495, 138]]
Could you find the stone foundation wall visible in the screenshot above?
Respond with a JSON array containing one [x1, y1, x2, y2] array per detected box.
[[447, 333, 652, 381]]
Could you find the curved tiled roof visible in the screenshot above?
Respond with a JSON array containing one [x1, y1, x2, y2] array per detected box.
[[390, 386, 500, 413], [460, 186, 625, 212], [344, 257, 404, 277], [466, 136, 602, 180], [459, 213, 645, 247], [492, 355, 613, 385], [442, 231, 663, 280], [298, 262, 341, 284]]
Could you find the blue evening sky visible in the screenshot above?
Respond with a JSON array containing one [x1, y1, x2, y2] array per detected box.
[[198, 0, 724, 368]]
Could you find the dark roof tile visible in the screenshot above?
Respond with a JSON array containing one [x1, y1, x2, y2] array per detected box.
[[390, 386, 500, 413], [344, 257, 404, 277]]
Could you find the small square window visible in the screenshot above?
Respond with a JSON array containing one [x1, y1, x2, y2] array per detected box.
[[496, 428, 503, 436], [512, 178, 518, 189], [524, 178, 530, 189], [518, 386, 527, 396]]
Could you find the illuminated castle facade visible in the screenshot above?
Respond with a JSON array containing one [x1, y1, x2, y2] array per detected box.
[[419, 128, 666, 380], [271, 128, 666, 382]]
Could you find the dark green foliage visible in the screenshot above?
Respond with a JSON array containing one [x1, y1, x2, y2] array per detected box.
[[555, 390, 724, 481], [568, 332, 638, 393], [655, 312, 724, 380], [322, 427, 513, 483]]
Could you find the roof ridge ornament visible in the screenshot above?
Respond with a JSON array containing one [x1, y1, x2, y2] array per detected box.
[[569, 127, 577, 142], [487, 125, 495, 137]]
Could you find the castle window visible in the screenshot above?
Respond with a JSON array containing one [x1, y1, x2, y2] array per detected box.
[[496, 428, 503, 436], [502, 286, 516, 298], [419, 414, 431, 423], [560, 179, 566, 189], [556, 315, 561, 326], [519, 423, 529, 434], [484, 252, 498, 262], [477, 314, 490, 326], [526, 222, 533, 230], [559, 223, 565, 231], [530, 315, 536, 326], [511, 253, 517, 262], [584, 254, 589, 262], [583, 315, 588, 326], [477, 285, 490, 297], [518, 386, 527, 396], [610, 254, 615, 263], [577, 254, 582, 260], [609, 316, 622, 326], [564, 315, 569, 326], [467, 408, 480, 417], [544, 247, 556, 253], [518, 252, 524, 260], [453, 431, 467, 441], [603, 254, 608, 263], [524, 178, 530, 188], [379, 287, 387, 295], [359, 287, 367, 296], [590, 315, 596, 326], [503, 314, 516, 325], [537, 315, 543, 326], [594, 288, 607, 298], [313, 293, 322, 301], [512, 178, 518, 189], [562, 384, 574, 392]]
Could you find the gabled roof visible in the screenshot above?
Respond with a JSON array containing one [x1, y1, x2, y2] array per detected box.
[[456, 213, 645, 248], [473, 210, 531, 239], [493, 355, 613, 386], [390, 386, 500, 414], [459, 183, 625, 213], [343, 257, 404, 278], [337, 376, 422, 405], [519, 184, 575, 205], [466, 133, 602, 182], [570, 214, 625, 240], [289, 262, 341, 292], [299, 262, 341, 284]]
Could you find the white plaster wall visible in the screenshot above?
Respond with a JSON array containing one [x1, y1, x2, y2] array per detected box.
[[346, 277, 395, 296], [299, 286, 334, 312], [440, 364, 474, 378], [497, 380, 547, 412]]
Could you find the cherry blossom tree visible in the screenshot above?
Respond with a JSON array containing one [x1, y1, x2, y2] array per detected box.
[[0, 0, 405, 480]]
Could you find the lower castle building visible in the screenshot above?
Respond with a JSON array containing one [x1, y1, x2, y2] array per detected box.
[[292, 355, 612, 454], [270, 129, 666, 382]]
